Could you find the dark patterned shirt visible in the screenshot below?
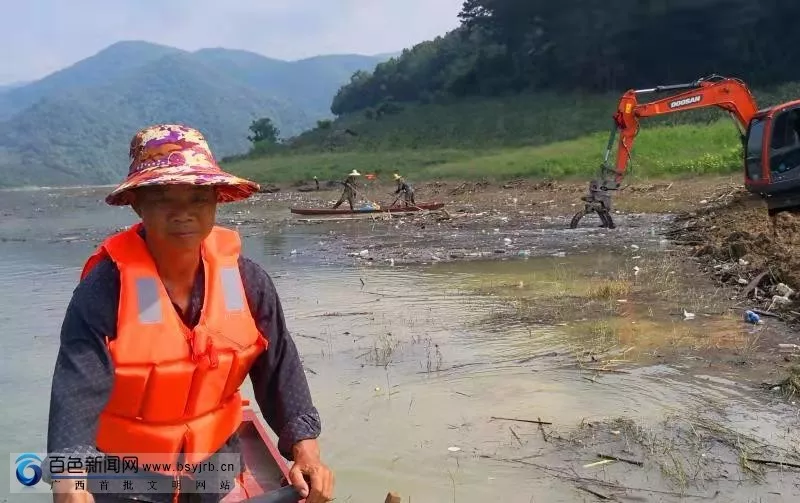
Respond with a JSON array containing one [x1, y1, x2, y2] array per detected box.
[[46, 240, 321, 502]]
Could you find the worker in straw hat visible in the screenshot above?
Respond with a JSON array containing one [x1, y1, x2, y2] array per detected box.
[[46, 124, 334, 503], [332, 169, 361, 210], [392, 173, 415, 206]]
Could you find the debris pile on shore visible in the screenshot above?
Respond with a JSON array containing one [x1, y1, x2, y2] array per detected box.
[[666, 189, 800, 314], [778, 365, 800, 398]]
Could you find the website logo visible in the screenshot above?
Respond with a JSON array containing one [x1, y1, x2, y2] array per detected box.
[[15, 453, 43, 486]]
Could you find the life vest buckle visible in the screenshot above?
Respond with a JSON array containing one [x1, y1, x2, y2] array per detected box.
[[189, 327, 219, 369], [206, 338, 219, 368]]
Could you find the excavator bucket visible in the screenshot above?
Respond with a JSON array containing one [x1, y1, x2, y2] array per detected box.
[[569, 179, 616, 229], [570, 207, 615, 229]]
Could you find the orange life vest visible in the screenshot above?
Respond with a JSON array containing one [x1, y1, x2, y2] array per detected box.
[[80, 223, 268, 473]]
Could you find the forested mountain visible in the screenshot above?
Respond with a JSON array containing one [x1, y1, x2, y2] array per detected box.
[[330, 0, 800, 116], [0, 41, 389, 187], [0, 41, 184, 121]]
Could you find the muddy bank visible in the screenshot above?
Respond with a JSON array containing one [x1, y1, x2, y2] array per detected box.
[[667, 188, 800, 323], [275, 176, 800, 383], [272, 176, 800, 382], [276, 177, 691, 265], [473, 403, 800, 502], [278, 177, 800, 322]]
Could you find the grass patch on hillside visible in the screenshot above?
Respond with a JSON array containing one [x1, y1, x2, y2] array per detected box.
[[270, 91, 754, 155], [225, 119, 743, 184], [223, 81, 800, 167], [285, 92, 623, 151], [275, 81, 800, 154]]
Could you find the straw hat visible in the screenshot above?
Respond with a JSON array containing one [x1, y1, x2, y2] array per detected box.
[[348, 170, 362, 177], [393, 173, 402, 180], [105, 124, 260, 206]]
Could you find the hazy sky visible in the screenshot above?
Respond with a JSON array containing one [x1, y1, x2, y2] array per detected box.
[[0, 0, 465, 84]]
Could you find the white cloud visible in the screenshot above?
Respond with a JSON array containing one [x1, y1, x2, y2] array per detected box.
[[0, 0, 464, 83]]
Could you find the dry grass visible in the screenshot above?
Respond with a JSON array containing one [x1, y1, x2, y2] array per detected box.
[[568, 320, 625, 365], [560, 412, 800, 493], [474, 250, 728, 322], [778, 366, 800, 400], [461, 247, 756, 368], [362, 332, 402, 368], [615, 250, 736, 315], [585, 279, 632, 300]]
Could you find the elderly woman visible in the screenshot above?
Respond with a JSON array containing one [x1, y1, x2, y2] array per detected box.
[[46, 124, 334, 503]]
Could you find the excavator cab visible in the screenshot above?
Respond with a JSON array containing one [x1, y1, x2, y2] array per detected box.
[[744, 101, 800, 213]]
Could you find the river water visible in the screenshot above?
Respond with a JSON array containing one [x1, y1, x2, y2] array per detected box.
[[1, 187, 798, 502]]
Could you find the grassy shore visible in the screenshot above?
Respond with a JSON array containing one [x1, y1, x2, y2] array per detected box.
[[224, 118, 743, 185]]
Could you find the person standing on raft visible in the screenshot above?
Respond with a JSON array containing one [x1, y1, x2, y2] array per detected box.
[[392, 173, 415, 206], [332, 170, 361, 210]]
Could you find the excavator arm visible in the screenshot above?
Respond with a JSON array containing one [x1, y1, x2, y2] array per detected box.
[[570, 75, 759, 229]]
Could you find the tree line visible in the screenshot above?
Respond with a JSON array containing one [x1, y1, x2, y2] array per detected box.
[[330, 0, 800, 116]]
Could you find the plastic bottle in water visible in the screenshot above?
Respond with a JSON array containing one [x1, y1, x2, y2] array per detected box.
[[744, 310, 761, 324]]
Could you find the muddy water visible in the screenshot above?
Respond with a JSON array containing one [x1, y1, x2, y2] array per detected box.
[[0, 187, 798, 502]]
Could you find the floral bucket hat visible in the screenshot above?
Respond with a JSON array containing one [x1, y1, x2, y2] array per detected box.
[[105, 124, 260, 206]]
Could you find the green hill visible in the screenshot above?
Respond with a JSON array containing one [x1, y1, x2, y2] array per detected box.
[[223, 1, 800, 187], [223, 80, 800, 185], [0, 54, 302, 186], [222, 98, 747, 186], [330, 1, 800, 115], [0, 41, 184, 121], [259, 81, 800, 155], [0, 41, 390, 187], [284, 93, 620, 152], [191, 49, 391, 119]]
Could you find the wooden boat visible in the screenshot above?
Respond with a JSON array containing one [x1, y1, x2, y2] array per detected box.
[[221, 408, 303, 503], [290, 201, 445, 216], [223, 406, 402, 502]]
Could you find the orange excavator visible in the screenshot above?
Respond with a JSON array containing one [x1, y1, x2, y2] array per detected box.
[[569, 74, 800, 229]]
